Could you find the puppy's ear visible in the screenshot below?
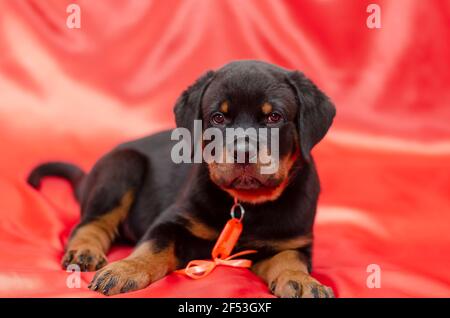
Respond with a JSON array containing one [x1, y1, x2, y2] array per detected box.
[[287, 71, 336, 163], [174, 71, 215, 131]]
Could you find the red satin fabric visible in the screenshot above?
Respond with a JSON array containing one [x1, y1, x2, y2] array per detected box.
[[0, 0, 449, 297]]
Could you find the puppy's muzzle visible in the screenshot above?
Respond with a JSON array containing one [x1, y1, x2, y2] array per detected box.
[[230, 139, 258, 164]]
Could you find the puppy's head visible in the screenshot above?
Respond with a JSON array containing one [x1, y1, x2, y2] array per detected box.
[[174, 60, 335, 204]]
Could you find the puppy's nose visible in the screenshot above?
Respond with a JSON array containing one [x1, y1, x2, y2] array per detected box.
[[234, 140, 257, 163]]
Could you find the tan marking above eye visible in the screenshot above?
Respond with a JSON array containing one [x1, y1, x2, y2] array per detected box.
[[262, 103, 273, 115], [220, 101, 229, 113]]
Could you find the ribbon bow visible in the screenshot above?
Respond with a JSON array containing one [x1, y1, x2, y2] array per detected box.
[[179, 250, 257, 279]]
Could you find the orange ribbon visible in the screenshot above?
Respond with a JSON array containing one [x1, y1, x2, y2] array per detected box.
[[177, 250, 257, 279], [176, 213, 257, 279]]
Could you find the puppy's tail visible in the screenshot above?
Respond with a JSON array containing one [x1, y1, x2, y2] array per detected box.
[[27, 162, 86, 202]]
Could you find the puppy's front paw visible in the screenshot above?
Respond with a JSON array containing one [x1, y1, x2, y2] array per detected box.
[[88, 259, 151, 296], [62, 249, 107, 272], [270, 270, 334, 298]]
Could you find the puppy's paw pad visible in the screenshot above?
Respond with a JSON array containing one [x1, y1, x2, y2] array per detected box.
[[88, 260, 151, 296], [270, 271, 334, 298], [62, 249, 107, 272]]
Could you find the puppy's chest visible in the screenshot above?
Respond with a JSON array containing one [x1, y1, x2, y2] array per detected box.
[[184, 206, 310, 257], [232, 225, 309, 253]]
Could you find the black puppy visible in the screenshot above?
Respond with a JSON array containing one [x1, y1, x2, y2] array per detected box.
[[28, 60, 335, 297]]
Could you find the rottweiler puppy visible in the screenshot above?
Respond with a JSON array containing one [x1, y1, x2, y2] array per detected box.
[[28, 60, 336, 298]]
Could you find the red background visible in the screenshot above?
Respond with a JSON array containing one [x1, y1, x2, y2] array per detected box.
[[0, 0, 449, 297]]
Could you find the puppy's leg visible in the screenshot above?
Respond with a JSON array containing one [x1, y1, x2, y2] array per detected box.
[[252, 249, 334, 298], [62, 150, 146, 271], [89, 213, 216, 295], [88, 216, 180, 295], [88, 239, 177, 295]]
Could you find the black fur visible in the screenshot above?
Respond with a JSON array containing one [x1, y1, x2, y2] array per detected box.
[[27, 162, 85, 201]]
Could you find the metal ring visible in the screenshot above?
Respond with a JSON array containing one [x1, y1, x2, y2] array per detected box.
[[230, 202, 245, 221]]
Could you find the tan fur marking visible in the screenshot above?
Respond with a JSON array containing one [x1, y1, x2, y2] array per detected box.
[[67, 191, 134, 254], [252, 249, 334, 298], [226, 148, 300, 204], [220, 101, 229, 113], [252, 250, 309, 284], [250, 235, 312, 252], [262, 103, 273, 115], [185, 215, 219, 240], [88, 241, 178, 295], [126, 241, 178, 281]]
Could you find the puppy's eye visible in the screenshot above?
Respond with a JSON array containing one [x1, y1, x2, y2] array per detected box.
[[266, 112, 283, 124], [211, 112, 225, 125]]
